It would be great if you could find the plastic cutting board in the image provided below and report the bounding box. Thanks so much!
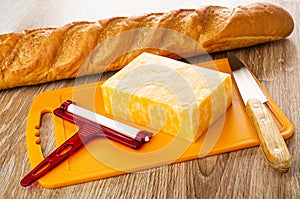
[25,58,294,188]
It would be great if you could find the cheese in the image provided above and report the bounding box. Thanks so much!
[101,53,232,142]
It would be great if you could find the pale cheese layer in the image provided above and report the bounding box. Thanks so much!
[101,53,232,142]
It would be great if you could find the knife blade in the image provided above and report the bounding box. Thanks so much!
[227,53,291,173]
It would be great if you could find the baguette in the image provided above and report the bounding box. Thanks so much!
[0,2,294,89]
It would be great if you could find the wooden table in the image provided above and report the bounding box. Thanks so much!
[1,0,299,198]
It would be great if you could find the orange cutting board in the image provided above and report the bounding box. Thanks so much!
[25,58,294,188]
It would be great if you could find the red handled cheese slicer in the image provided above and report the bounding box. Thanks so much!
[20,100,153,187]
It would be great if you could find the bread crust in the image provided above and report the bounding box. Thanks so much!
[0,2,294,89]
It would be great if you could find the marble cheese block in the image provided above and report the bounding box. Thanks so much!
[101,53,232,142]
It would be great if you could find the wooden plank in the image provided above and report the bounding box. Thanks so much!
[0,0,299,198]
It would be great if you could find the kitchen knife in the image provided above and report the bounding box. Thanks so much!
[227,53,291,173]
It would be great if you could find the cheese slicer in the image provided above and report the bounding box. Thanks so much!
[20,100,152,187]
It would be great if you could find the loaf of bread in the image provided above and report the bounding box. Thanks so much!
[0,2,294,90]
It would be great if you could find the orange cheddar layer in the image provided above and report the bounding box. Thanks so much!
[101,53,232,142]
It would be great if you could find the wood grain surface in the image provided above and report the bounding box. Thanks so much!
[0,0,299,198]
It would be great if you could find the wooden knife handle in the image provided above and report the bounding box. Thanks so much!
[245,98,291,172]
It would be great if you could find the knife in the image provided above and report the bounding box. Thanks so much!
[227,53,291,173]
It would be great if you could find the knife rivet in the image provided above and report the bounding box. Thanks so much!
[273,148,280,153]
[260,118,266,122]
[254,103,260,108]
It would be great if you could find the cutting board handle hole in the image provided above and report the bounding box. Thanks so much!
[37,112,56,157]
[35,139,41,144]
